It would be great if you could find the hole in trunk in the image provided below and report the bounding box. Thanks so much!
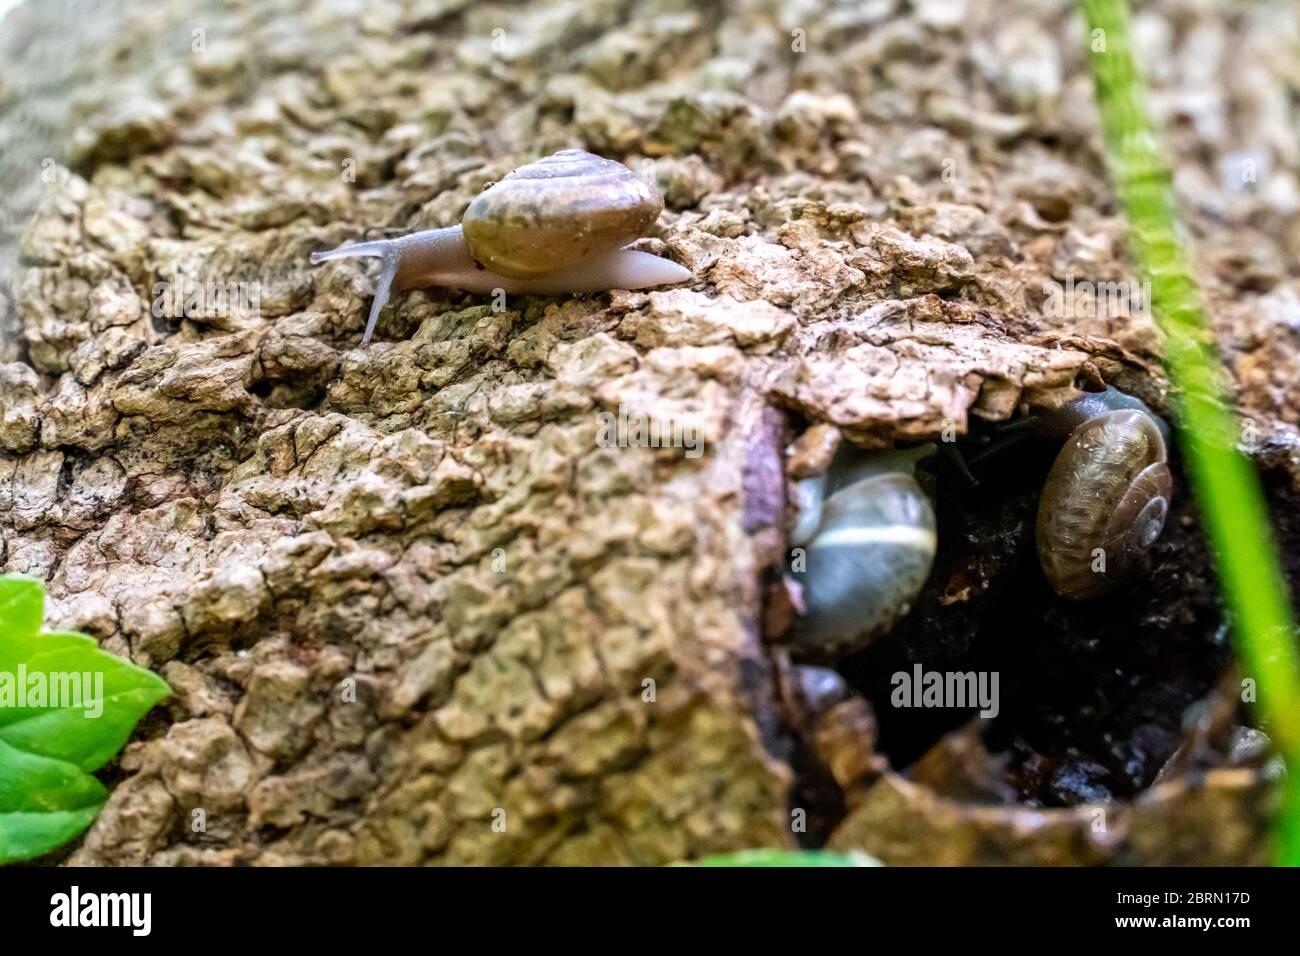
[827,420,1235,806]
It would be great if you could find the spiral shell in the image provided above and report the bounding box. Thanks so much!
[461,149,663,278]
[1036,408,1172,599]
[788,450,937,661]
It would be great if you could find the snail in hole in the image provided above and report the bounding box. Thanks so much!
[310,149,692,345]
[1029,387,1173,599]
[784,440,938,661]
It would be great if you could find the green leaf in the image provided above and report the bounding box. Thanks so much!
[0,576,44,642]
[687,849,883,867]
[0,738,107,863]
[0,575,169,864]
[0,807,105,864]
[0,628,171,772]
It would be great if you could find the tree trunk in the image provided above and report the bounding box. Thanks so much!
[1,0,1295,865]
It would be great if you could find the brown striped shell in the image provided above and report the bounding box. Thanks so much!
[1036,409,1172,599]
[461,150,663,278]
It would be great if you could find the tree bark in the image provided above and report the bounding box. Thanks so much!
[1,0,1295,865]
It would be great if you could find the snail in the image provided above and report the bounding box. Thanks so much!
[310,149,692,345]
[1030,387,1172,599]
[785,442,938,661]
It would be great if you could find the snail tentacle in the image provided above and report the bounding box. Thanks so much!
[361,249,401,347]
[309,239,392,263]
[309,237,408,345]
[310,226,466,345]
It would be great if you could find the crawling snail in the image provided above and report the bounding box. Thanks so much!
[785,441,938,661]
[311,149,692,345]
[1028,387,1172,599]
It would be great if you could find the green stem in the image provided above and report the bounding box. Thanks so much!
[1080,0,1300,865]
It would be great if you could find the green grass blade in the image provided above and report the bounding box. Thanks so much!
[1080,0,1300,865]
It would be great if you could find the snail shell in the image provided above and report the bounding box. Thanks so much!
[462,150,663,277]
[1036,407,1172,599]
[790,472,827,546]
[787,447,937,661]
[309,149,689,345]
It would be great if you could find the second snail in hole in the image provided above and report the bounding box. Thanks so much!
[1027,387,1173,600]
[310,149,692,345]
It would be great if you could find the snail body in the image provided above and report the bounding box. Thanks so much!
[787,445,937,661]
[1032,388,1172,599]
[310,150,691,344]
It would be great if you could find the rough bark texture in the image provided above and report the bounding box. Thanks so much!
[0,0,1297,865]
